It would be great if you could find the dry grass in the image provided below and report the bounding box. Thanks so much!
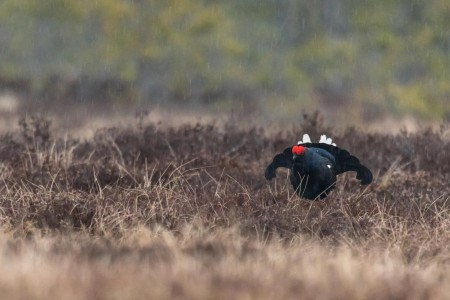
[0,113,449,299]
[0,228,449,300]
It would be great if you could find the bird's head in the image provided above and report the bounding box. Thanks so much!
[291,145,306,161]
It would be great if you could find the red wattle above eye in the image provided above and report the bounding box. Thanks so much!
[292,145,305,155]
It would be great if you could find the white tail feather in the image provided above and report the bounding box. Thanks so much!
[302,134,311,143]
[298,134,337,146]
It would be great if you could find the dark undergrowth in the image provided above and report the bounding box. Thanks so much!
[0,113,449,299]
[0,114,448,247]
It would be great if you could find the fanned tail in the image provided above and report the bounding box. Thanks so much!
[298,133,372,185]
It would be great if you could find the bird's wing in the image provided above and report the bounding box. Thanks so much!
[303,143,373,185]
[264,147,292,180]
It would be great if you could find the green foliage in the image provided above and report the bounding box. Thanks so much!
[0,0,449,119]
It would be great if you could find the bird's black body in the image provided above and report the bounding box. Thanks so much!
[265,138,372,200]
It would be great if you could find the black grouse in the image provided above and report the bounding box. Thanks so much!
[265,134,372,200]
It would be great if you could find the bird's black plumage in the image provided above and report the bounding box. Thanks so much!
[265,135,372,200]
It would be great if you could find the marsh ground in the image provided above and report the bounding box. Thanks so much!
[0,113,448,299]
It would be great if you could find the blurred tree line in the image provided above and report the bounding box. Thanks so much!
[0,0,449,120]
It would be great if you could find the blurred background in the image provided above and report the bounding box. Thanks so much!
[0,0,449,132]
